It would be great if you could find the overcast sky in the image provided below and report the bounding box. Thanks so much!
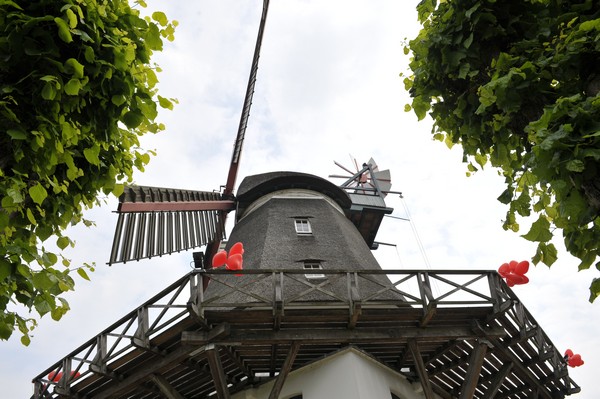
[1,1,598,397]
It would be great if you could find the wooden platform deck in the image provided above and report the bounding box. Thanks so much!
[32,269,580,399]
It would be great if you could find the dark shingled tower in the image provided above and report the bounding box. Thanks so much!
[203,171,404,305]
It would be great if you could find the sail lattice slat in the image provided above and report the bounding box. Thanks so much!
[109,186,233,264]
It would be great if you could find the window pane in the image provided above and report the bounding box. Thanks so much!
[295,219,312,234]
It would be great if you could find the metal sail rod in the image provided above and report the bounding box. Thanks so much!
[223,0,270,197]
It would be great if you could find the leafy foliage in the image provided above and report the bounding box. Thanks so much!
[405,0,600,301]
[0,0,176,344]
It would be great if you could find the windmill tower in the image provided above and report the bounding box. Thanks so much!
[33,2,580,399]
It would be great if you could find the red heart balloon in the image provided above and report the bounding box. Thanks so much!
[506,273,528,286]
[509,260,518,272]
[565,349,574,358]
[515,260,529,275]
[229,242,244,256]
[568,354,584,367]
[498,263,510,277]
[226,253,243,271]
[212,250,228,268]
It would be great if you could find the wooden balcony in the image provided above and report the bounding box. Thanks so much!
[32,269,580,399]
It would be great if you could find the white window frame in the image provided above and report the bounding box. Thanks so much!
[303,262,325,279]
[294,218,312,235]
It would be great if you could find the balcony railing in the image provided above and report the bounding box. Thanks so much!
[32,269,575,398]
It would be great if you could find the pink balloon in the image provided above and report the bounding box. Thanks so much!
[229,242,244,256]
[212,250,228,268]
[226,253,243,271]
[515,260,529,275]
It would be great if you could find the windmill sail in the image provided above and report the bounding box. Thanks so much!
[109,185,234,264]
[108,0,271,265]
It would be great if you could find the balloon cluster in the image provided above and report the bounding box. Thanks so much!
[564,349,584,367]
[211,242,244,272]
[498,260,529,287]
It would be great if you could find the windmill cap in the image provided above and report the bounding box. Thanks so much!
[236,171,352,216]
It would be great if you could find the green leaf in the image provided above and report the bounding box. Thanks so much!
[26,208,36,225]
[65,8,78,28]
[64,78,82,95]
[590,278,600,303]
[152,11,168,26]
[522,216,552,242]
[565,159,584,172]
[29,183,48,206]
[20,334,31,346]
[0,259,12,281]
[56,236,71,250]
[54,17,73,43]
[77,268,90,281]
[83,145,100,165]
[7,129,26,140]
[41,82,57,101]
[65,58,85,78]
[157,95,173,110]
[122,110,144,129]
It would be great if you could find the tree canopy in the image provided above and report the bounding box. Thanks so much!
[0,0,176,344]
[405,0,600,301]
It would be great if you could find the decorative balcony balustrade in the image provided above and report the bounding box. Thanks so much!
[32,269,580,399]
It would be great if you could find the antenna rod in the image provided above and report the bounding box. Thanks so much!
[224,0,270,197]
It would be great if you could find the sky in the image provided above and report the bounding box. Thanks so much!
[1,1,599,397]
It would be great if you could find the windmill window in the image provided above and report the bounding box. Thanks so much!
[304,262,325,279]
[294,219,312,235]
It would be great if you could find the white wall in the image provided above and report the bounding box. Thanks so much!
[232,347,438,399]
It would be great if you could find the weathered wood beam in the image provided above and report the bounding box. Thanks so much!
[268,342,300,399]
[408,340,435,399]
[207,344,231,399]
[459,341,489,399]
[348,275,361,329]
[94,345,205,399]
[182,326,506,346]
[490,338,554,399]
[482,362,513,398]
[420,302,437,327]
[151,374,185,399]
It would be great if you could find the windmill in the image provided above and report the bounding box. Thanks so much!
[33,2,581,399]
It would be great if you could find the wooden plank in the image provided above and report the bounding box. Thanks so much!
[269,342,300,399]
[207,345,231,399]
[483,362,513,398]
[459,341,488,399]
[408,340,435,399]
[151,374,185,399]
[182,326,506,346]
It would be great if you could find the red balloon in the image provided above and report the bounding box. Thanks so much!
[48,371,80,382]
[565,349,574,358]
[48,371,63,382]
[568,354,584,367]
[212,250,228,268]
[506,273,529,286]
[229,242,244,256]
[226,254,243,271]
[515,260,529,275]
[498,263,510,277]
